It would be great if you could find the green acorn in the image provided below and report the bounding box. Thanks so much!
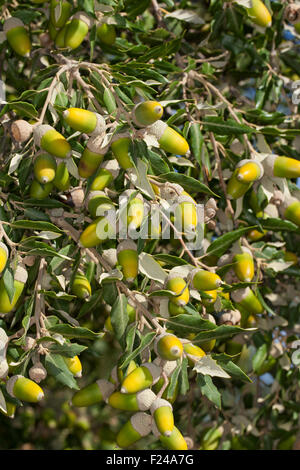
[154,333,183,361]
[6,375,44,403]
[116,412,152,449]
[120,362,162,394]
[79,214,116,248]
[63,108,106,136]
[280,196,300,227]
[72,379,115,407]
[0,265,27,314]
[108,389,156,411]
[30,180,53,199]
[4,17,31,57]
[165,273,190,307]
[86,191,114,219]
[132,101,164,127]
[247,0,272,28]
[150,398,174,437]
[147,120,189,155]
[34,125,71,159]
[50,0,72,28]
[53,162,70,191]
[189,268,222,291]
[34,153,57,184]
[231,287,264,315]
[111,135,134,170]
[79,137,109,179]
[71,272,92,299]
[96,23,116,45]
[90,160,120,191]
[263,155,300,179]
[227,171,252,200]
[117,240,138,282]
[152,422,188,450]
[65,12,93,49]
[233,248,254,282]
[55,21,70,48]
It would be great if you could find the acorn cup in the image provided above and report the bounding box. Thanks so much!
[90,165,118,197]
[6,375,44,403]
[63,356,82,377]
[64,12,93,49]
[53,162,70,191]
[150,398,174,437]
[231,287,264,315]
[189,268,222,291]
[63,108,106,136]
[111,135,134,170]
[0,327,9,379]
[154,333,183,361]
[232,247,255,282]
[235,160,264,184]
[117,240,138,283]
[147,120,189,155]
[33,125,72,159]
[247,0,272,27]
[165,273,190,307]
[116,412,152,449]
[71,272,92,299]
[79,214,116,248]
[3,17,31,57]
[79,138,109,179]
[120,362,162,394]
[72,379,115,407]
[263,155,300,179]
[30,180,53,199]
[108,389,156,411]
[0,265,28,314]
[50,0,72,29]
[0,242,9,275]
[96,23,116,46]
[152,422,188,450]
[86,191,114,219]
[11,120,33,143]
[34,153,57,184]
[132,101,164,127]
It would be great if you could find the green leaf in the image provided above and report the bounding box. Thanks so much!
[119,332,156,369]
[206,226,258,258]
[158,172,218,197]
[44,353,79,390]
[211,353,252,383]
[197,375,221,409]
[48,324,102,340]
[110,294,129,348]
[203,117,253,135]
[167,362,181,399]
[252,343,268,374]
[10,220,63,234]
[49,343,88,357]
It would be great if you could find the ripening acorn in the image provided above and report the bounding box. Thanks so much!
[79,215,116,248]
[30,180,53,199]
[6,375,44,403]
[108,389,156,411]
[153,423,188,450]
[96,23,116,46]
[231,287,264,315]
[280,196,300,227]
[72,379,115,407]
[11,120,33,143]
[147,120,189,155]
[63,356,82,377]
[168,301,186,316]
[91,160,120,192]
[0,327,9,379]
[150,398,174,437]
[227,172,252,200]
[154,333,183,361]
[33,125,71,159]
[65,12,93,49]
[34,153,57,184]
[0,242,8,275]
[55,22,70,48]
[79,137,109,178]
[247,0,272,28]
[233,248,254,282]
[116,412,152,449]
[63,108,106,136]
[117,240,138,283]
[182,341,206,366]
[235,160,264,184]
[201,290,218,308]
[86,191,114,219]
[284,251,298,266]
[50,0,72,28]
[0,400,16,419]
[71,272,92,299]
[174,196,197,237]
[111,135,134,170]
[120,362,162,394]
[132,101,164,127]
[4,17,31,57]
[53,162,70,191]
[263,155,300,179]
[165,273,189,307]
[190,268,222,291]
[0,265,28,314]
[247,227,267,241]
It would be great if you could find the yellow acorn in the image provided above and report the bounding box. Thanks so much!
[65,12,93,49]
[63,355,82,377]
[182,340,206,366]
[33,153,57,184]
[120,190,144,232]
[86,191,114,219]
[154,333,183,361]
[284,251,298,266]
[111,135,134,170]
[0,327,9,379]
[4,17,31,57]
[79,214,116,248]
[117,240,138,283]
[120,362,162,394]
[53,162,70,191]
[150,398,174,437]
[0,400,16,419]
[0,242,9,275]
[63,108,106,136]
[201,290,218,307]
[168,301,186,316]
[96,23,116,45]
[233,247,254,282]
[132,101,164,127]
[280,197,300,227]
[30,180,53,199]
[11,120,33,143]
[227,171,252,200]
[33,125,72,159]
[108,389,156,411]
[235,160,264,183]
[174,196,197,237]
[90,160,120,191]
[71,272,92,299]
[231,287,264,315]
[72,379,115,407]
[152,422,188,450]
[50,0,72,28]
[116,412,152,449]
[247,0,272,28]
[6,375,44,403]
[165,273,190,307]
[147,120,189,155]
[0,265,28,314]
[247,228,267,241]
[190,268,222,291]
[263,155,300,179]
[79,137,108,178]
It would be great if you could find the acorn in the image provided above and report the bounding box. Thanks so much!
[227,172,252,200]
[11,120,33,143]
[34,153,57,184]
[6,375,44,403]
[189,268,222,291]
[86,191,114,219]
[63,108,106,136]
[63,356,82,377]
[33,125,72,159]
[0,265,28,314]
[30,180,53,199]
[111,135,134,170]
[0,400,16,419]
[79,214,116,248]
[147,120,189,155]
[29,362,47,383]
[120,190,144,232]
[182,341,206,365]
[65,12,93,49]
[50,0,72,28]
[0,328,9,379]
[231,287,264,315]
[154,333,183,361]
[280,196,300,227]
[72,379,115,407]
[201,290,218,308]
[117,240,138,283]
[71,272,92,299]
[90,160,120,191]
[165,273,190,307]
[55,21,70,48]
[152,422,188,450]
[218,310,241,326]
[53,162,70,191]
[0,242,9,275]
[168,301,186,316]
[116,412,152,449]
[108,389,156,411]
[132,101,164,127]
[247,0,272,28]
[284,251,298,266]
[235,160,264,183]
[3,17,31,57]
[263,155,300,179]
[48,21,59,41]
[233,247,254,282]
[79,138,109,179]
[120,363,162,394]
[96,23,116,46]
[174,195,197,236]
[150,398,174,437]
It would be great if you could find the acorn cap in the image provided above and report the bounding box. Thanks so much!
[202,312,216,324]
[71,11,93,28]
[14,265,28,284]
[136,389,157,411]
[219,310,241,325]
[147,120,168,141]
[6,375,21,397]
[262,155,276,178]
[120,189,144,202]
[3,17,25,33]
[176,195,196,206]
[231,287,251,303]
[90,114,106,137]
[0,359,8,379]
[130,412,152,437]
[150,398,172,414]
[96,378,115,402]
[280,195,300,214]
[85,190,109,208]
[117,239,137,255]
[110,131,131,144]
[29,362,47,383]
[100,159,120,178]
[160,183,184,202]
[0,328,8,355]
[11,120,33,143]
[0,242,8,258]
[165,272,187,285]
[87,135,109,155]
[33,125,53,147]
